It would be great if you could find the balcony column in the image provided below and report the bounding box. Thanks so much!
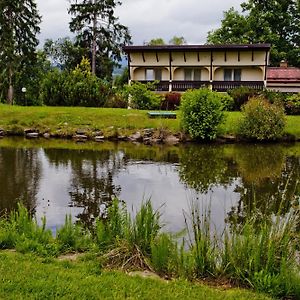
[209,51,213,90]
[169,52,173,92]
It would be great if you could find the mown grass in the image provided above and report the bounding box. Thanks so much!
[0,251,272,300]
[0,201,299,298]
[0,104,300,138]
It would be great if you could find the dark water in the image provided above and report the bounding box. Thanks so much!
[0,137,299,233]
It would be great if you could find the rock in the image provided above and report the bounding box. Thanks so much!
[164,135,180,145]
[94,135,105,142]
[24,128,39,134]
[129,131,142,142]
[151,138,163,144]
[43,133,50,139]
[0,129,5,136]
[76,129,87,135]
[118,136,127,141]
[26,132,39,138]
[73,134,88,141]
[143,137,152,145]
[93,131,103,136]
[143,128,154,137]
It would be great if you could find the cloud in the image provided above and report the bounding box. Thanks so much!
[36,0,243,45]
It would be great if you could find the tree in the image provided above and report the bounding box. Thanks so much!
[43,37,86,71]
[169,36,186,45]
[147,38,166,45]
[0,0,41,104]
[207,1,300,66]
[68,0,131,79]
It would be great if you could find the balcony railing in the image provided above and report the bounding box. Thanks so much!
[171,81,210,91]
[212,81,264,92]
[135,80,264,92]
[138,80,169,92]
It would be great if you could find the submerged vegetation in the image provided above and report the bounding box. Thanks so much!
[0,200,299,298]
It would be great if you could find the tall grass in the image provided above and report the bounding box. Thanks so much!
[0,199,299,298]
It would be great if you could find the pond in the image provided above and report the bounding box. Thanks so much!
[0,137,299,233]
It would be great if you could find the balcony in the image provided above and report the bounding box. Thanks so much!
[212,81,264,92]
[135,80,264,92]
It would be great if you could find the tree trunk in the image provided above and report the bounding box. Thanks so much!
[91,0,97,75]
[7,67,13,105]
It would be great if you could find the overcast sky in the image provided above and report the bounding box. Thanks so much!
[36,0,243,45]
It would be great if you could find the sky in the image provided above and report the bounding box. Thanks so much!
[36,0,243,46]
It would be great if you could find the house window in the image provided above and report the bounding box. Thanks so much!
[146,69,162,81]
[224,69,242,81]
[184,69,201,81]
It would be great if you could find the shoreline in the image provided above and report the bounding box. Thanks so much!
[0,128,299,145]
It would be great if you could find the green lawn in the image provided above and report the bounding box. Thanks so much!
[0,104,299,139]
[0,251,272,300]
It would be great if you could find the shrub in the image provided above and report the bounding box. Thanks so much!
[40,58,112,107]
[284,93,300,115]
[125,82,162,110]
[161,92,181,110]
[103,89,128,108]
[180,88,225,140]
[218,92,234,111]
[228,86,259,110]
[239,97,286,140]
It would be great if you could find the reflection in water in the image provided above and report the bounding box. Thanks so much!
[0,139,299,232]
[0,148,40,215]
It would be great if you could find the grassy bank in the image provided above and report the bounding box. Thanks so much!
[0,251,271,300]
[0,104,300,139]
[0,202,299,299]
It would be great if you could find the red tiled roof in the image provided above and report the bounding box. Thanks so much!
[267,67,300,82]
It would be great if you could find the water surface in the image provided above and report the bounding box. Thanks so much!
[0,138,299,233]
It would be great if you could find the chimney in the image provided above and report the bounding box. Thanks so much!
[280,60,288,68]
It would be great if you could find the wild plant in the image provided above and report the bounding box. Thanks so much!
[0,203,54,255]
[56,215,93,253]
[183,202,218,278]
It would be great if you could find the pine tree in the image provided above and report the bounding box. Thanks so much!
[69,0,131,79]
[0,0,41,104]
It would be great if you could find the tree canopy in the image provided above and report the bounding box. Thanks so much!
[68,0,131,79]
[0,0,41,104]
[207,0,300,67]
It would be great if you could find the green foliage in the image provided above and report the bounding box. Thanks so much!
[239,97,286,140]
[221,212,299,298]
[207,1,300,67]
[228,86,259,111]
[150,233,179,275]
[56,215,93,252]
[285,93,300,115]
[69,0,131,79]
[180,89,225,140]
[114,67,129,89]
[219,92,234,111]
[125,82,162,110]
[147,38,166,45]
[0,0,41,104]
[185,203,217,277]
[43,37,86,71]
[169,36,186,45]
[40,58,112,107]
[0,203,55,256]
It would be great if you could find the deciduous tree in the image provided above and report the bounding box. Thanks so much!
[207,1,300,66]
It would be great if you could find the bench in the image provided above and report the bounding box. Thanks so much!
[147,111,177,119]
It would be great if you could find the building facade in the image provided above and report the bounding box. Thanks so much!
[123,44,271,92]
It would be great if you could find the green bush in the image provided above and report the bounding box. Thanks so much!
[228,86,259,110]
[40,58,112,107]
[180,89,225,140]
[125,82,162,110]
[284,93,300,115]
[239,97,286,140]
[218,92,234,111]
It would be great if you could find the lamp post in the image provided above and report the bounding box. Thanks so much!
[21,87,27,106]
